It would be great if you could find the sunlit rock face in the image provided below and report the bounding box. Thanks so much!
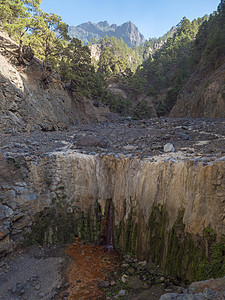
[0,151,224,280]
[42,152,224,236]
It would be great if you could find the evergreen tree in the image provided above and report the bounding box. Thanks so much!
[29,11,69,79]
[59,38,96,97]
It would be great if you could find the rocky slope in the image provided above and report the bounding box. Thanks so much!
[68,21,146,47]
[0,31,110,134]
[170,58,225,118]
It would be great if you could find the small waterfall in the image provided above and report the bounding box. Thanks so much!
[105,200,113,250]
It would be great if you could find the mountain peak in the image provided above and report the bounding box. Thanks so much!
[68,21,145,48]
[97,21,109,27]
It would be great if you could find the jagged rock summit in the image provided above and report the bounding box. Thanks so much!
[68,20,146,47]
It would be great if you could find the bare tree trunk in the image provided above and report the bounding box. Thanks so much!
[17,39,25,64]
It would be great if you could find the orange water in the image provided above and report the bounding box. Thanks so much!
[65,238,120,299]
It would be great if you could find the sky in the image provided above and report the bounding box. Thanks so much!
[40,0,220,39]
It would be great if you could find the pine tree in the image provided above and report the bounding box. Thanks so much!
[29,11,69,79]
[59,38,96,97]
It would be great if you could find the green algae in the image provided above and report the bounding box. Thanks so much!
[165,212,225,282]
[114,207,137,254]
[114,205,225,283]
[24,201,104,246]
[148,205,168,266]
[24,198,115,247]
[196,232,225,281]
[165,210,205,282]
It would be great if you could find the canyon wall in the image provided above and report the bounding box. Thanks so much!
[0,151,224,280]
[170,57,225,119]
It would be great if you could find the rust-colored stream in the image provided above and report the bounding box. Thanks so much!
[65,238,120,299]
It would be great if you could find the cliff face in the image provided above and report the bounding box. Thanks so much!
[0,31,109,133]
[170,58,225,118]
[1,150,224,280]
[69,21,146,48]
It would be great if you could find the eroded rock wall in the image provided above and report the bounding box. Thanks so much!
[170,57,225,118]
[0,152,224,280]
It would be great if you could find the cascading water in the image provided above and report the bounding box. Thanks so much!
[105,200,113,250]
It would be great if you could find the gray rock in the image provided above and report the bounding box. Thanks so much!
[164,143,175,152]
[118,290,127,296]
[193,293,206,300]
[77,136,109,148]
[160,293,194,300]
[0,204,14,220]
[127,267,135,275]
[178,133,190,140]
[39,292,45,298]
[123,145,136,151]
[203,288,218,299]
[138,260,147,267]
[97,281,110,288]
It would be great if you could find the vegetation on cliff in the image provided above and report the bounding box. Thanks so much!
[130,0,225,116]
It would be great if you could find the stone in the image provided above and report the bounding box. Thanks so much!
[160,293,195,299]
[121,274,128,283]
[164,143,175,152]
[118,290,127,296]
[97,281,110,288]
[76,136,109,148]
[39,292,45,297]
[203,288,217,299]
[0,204,14,220]
[178,133,190,140]
[127,267,135,275]
[138,261,147,267]
[123,145,136,151]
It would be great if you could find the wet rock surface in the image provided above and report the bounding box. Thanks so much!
[0,118,224,160]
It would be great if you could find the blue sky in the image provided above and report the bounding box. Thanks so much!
[40,0,220,39]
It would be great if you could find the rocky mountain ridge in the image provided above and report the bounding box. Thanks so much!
[68,21,146,48]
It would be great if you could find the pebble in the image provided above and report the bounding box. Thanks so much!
[97,281,110,288]
[138,260,147,267]
[118,290,127,296]
[121,274,128,283]
[39,292,45,297]
[164,143,175,152]
[123,145,136,150]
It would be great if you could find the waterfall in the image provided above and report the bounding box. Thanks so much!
[105,200,113,250]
